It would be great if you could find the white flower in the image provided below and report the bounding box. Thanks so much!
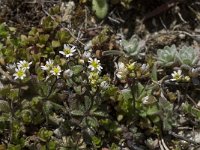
[6,63,16,73]
[13,68,26,80]
[88,58,103,72]
[115,62,128,80]
[141,64,149,72]
[50,65,62,77]
[63,69,73,78]
[82,51,91,60]
[100,81,109,89]
[17,60,32,70]
[171,70,182,81]
[41,59,54,71]
[59,44,76,58]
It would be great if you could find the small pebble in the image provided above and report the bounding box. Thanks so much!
[179,33,185,39]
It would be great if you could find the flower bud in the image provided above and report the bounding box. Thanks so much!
[63,69,73,79]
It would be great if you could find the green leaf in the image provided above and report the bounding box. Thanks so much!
[21,109,32,124]
[86,116,99,127]
[56,29,73,44]
[92,136,102,148]
[47,141,57,150]
[118,89,134,113]
[39,34,49,44]
[28,27,37,36]
[111,143,120,150]
[71,65,83,75]
[121,89,133,100]
[121,35,145,58]
[151,63,158,81]
[41,16,58,30]
[0,100,10,113]
[8,89,19,101]
[157,45,177,67]
[43,101,53,115]
[8,27,16,32]
[92,0,108,19]
[38,128,53,141]
[8,144,21,150]
[0,43,3,50]
[0,23,8,38]
[84,96,92,111]
[146,105,159,116]
[51,40,61,48]
[99,119,121,133]
[74,85,86,95]
[71,110,85,116]
[92,111,109,117]
[182,102,200,120]
[92,26,109,46]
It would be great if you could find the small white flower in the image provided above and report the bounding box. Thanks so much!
[115,62,128,80]
[171,70,182,81]
[100,81,109,89]
[41,59,54,71]
[6,63,16,70]
[17,60,32,70]
[88,58,103,72]
[63,69,73,78]
[6,63,16,73]
[82,51,91,59]
[13,68,26,80]
[50,65,62,77]
[59,44,76,58]
[141,64,149,72]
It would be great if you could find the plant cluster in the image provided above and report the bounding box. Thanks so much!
[157,44,199,68]
[0,2,200,150]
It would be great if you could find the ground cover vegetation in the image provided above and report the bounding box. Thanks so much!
[0,0,200,149]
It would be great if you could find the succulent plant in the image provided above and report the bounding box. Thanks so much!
[157,45,178,67]
[92,0,108,19]
[120,35,145,58]
[177,46,199,67]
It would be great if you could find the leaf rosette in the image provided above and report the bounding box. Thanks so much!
[177,46,199,67]
[157,45,178,67]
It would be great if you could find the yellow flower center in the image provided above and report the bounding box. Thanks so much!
[64,48,71,54]
[53,67,60,74]
[22,63,28,68]
[91,61,98,68]
[17,70,25,77]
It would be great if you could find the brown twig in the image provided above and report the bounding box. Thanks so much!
[169,131,200,145]
[143,0,181,21]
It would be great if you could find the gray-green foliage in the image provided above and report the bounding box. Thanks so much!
[157,45,178,67]
[177,46,199,66]
[157,45,199,68]
[121,35,145,58]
